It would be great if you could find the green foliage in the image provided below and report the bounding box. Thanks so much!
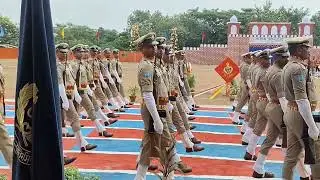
[187,74,196,90]
[230,80,240,96]
[0,16,19,46]
[0,175,6,180]
[153,141,181,180]
[128,85,139,97]
[65,167,100,180]
[0,2,318,48]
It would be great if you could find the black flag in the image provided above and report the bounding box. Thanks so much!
[12,0,64,179]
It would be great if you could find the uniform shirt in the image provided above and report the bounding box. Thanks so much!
[138,58,168,109]
[89,59,101,81]
[250,64,260,90]
[168,65,182,97]
[110,58,122,77]
[282,57,311,101]
[100,58,113,81]
[0,69,4,97]
[72,60,89,91]
[240,61,250,83]
[265,64,284,100]
[254,65,268,97]
[57,61,75,95]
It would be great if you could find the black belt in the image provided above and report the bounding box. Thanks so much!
[66,95,72,99]
[313,114,320,123]
[158,110,167,118]
[169,96,176,101]
[78,90,85,94]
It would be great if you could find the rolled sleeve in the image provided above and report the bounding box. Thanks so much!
[139,65,154,92]
[291,68,307,100]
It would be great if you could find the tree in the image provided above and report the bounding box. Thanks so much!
[0,16,19,46]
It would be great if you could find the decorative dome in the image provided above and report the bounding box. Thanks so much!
[302,16,311,23]
[230,15,238,23]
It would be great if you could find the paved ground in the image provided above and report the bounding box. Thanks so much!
[0,60,231,106]
[0,100,301,180]
[0,59,311,179]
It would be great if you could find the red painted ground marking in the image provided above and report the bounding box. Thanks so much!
[63,139,77,150]
[0,169,10,179]
[65,153,259,176]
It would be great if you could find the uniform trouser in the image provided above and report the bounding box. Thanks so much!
[64,99,81,132]
[108,81,120,98]
[183,77,191,96]
[176,97,191,130]
[94,82,108,106]
[119,83,126,98]
[259,103,283,156]
[283,109,320,180]
[248,94,258,129]
[235,83,249,112]
[80,93,97,121]
[179,84,189,103]
[102,83,113,100]
[170,101,187,134]
[252,100,268,136]
[0,100,12,166]
[139,107,174,166]
[89,93,102,112]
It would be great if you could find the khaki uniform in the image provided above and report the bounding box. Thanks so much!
[89,59,108,106]
[166,64,188,134]
[252,66,269,136]
[101,58,121,98]
[72,60,99,119]
[282,58,320,180]
[111,58,126,98]
[259,65,284,155]
[180,60,191,97]
[57,62,81,132]
[235,61,250,112]
[138,58,173,166]
[248,63,259,129]
[0,72,13,166]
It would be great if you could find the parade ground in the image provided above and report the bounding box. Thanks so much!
[0,60,305,179]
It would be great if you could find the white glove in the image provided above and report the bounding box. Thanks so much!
[62,101,69,111]
[86,85,94,97]
[266,94,271,102]
[279,97,288,112]
[246,79,252,89]
[143,92,163,134]
[249,89,253,97]
[91,83,96,91]
[168,102,174,112]
[74,86,82,104]
[179,77,184,87]
[99,73,108,88]
[114,71,122,84]
[109,78,115,85]
[297,99,320,140]
[58,84,69,110]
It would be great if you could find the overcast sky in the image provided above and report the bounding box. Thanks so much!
[0,0,319,31]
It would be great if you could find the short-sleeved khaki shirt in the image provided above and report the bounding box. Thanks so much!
[282,58,308,101]
[265,64,284,100]
[57,62,75,95]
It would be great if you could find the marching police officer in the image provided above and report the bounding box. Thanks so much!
[282,37,320,180]
[56,43,97,152]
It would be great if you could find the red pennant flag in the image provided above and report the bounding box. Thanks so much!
[96,31,101,41]
[201,32,206,43]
